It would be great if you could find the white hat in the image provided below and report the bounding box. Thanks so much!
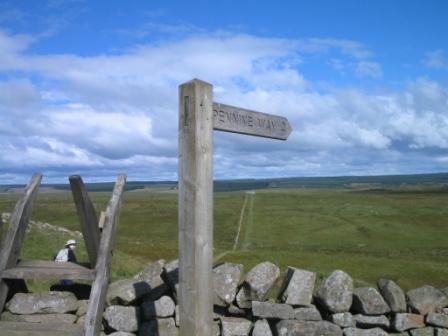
[66,239,76,246]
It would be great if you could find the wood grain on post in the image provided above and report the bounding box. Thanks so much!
[69,175,100,267]
[84,174,126,336]
[178,79,214,335]
[0,173,42,312]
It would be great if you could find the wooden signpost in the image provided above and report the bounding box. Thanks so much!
[178,79,292,335]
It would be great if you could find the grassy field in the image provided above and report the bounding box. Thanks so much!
[1,186,448,291]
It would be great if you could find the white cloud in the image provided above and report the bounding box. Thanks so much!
[0,29,447,183]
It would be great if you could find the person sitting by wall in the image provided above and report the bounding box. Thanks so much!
[54,239,77,285]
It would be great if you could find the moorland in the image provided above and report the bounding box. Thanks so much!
[1,173,447,290]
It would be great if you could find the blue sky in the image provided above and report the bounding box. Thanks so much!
[0,0,447,183]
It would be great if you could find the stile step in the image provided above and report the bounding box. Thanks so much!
[0,260,95,281]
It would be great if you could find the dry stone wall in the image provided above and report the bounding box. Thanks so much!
[1,259,448,336]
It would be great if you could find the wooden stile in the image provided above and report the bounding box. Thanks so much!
[84,174,126,336]
[0,173,126,336]
[0,173,42,312]
[1,260,95,281]
[69,175,101,267]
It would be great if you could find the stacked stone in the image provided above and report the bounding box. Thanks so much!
[1,260,448,336]
[0,291,89,326]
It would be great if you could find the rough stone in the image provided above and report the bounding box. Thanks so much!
[315,270,353,313]
[377,279,406,313]
[106,279,153,305]
[276,320,342,336]
[236,286,252,309]
[407,286,448,315]
[76,299,89,317]
[427,313,448,328]
[139,318,178,336]
[281,267,316,306]
[293,306,322,321]
[409,327,435,336]
[133,259,167,300]
[213,262,244,306]
[243,261,280,301]
[6,292,78,314]
[103,305,140,332]
[353,314,390,329]
[436,328,448,336]
[331,312,355,328]
[221,317,252,336]
[393,313,425,332]
[141,295,175,320]
[343,327,388,336]
[352,287,390,315]
[76,314,104,331]
[228,304,246,316]
[108,332,135,336]
[253,319,273,336]
[0,311,77,323]
[441,288,448,297]
[252,301,294,319]
[162,259,179,298]
[212,321,221,336]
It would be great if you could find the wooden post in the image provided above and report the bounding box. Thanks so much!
[178,79,214,335]
[69,175,100,267]
[84,174,126,336]
[0,173,42,312]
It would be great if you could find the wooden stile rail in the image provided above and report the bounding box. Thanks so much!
[70,175,101,267]
[0,173,42,312]
[84,174,126,336]
[0,173,126,336]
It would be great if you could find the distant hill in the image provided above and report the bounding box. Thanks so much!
[1,172,447,193]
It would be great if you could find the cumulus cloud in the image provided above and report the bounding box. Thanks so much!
[0,29,447,183]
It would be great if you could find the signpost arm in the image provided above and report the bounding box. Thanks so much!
[178,79,214,336]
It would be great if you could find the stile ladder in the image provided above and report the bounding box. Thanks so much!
[0,173,126,336]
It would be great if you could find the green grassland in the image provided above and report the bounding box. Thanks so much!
[1,185,448,291]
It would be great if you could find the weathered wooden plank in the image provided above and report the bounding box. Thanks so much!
[213,102,292,140]
[0,173,42,312]
[69,175,100,267]
[178,79,214,336]
[84,174,126,336]
[0,321,83,336]
[14,260,91,269]
[1,261,95,281]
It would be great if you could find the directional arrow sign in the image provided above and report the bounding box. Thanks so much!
[212,102,292,140]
